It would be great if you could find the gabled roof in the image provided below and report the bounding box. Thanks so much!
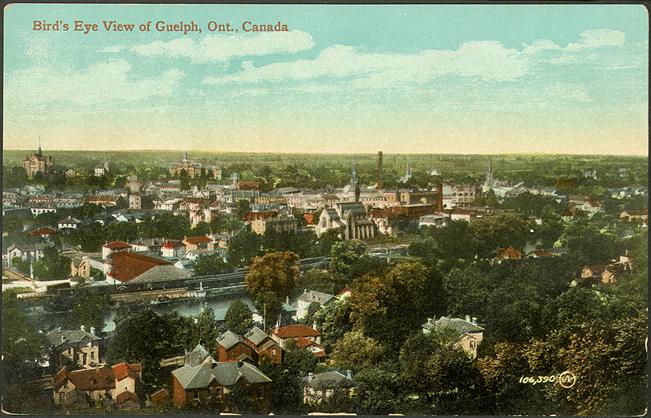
[162,240,183,249]
[46,329,100,348]
[65,366,115,391]
[58,216,81,224]
[244,326,270,347]
[183,235,213,245]
[112,362,142,381]
[494,246,523,260]
[115,391,139,406]
[273,324,320,339]
[28,226,57,236]
[298,290,335,305]
[172,361,271,390]
[108,252,171,283]
[306,371,354,390]
[218,330,247,350]
[185,343,214,366]
[424,316,484,337]
[103,241,132,250]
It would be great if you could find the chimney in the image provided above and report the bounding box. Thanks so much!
[308,372,314,382]
[465,315,471,323]
[61,335,67,343]
[427,317,434,325]
[346,370,352,380]
[471,317,477,325]
[90,327,96,336]
[286,296,289,304]
[377,151,384,190]
[80,325,85,332]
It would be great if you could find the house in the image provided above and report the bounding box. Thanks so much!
[620,209,648,223]
[296,290,336,320]
[182,235,214,251]
[272,324,321,350]
[6,242,47,262]
[422,316,484,359]
[578,264,625,286]
[251,216,297,236]
[244,326,283,365]
[418,213,449,229]
[171,344,272,410]
[58,216,82,230]
[161,240,186,259]
[216,331,257,363]
[84,195,120,207]
[106,252,191,285]
[30,206,57,216]
[27,226,57,238]
[70,256,92,279]
[23,145,54,179]
[102,241,132,260]
[493,246,523,262]
[303,370,355,405]
[581,198,603,217]
[46,326,103,370]
[295,338,326,359]
[52,362,142,409]
[65,168,78,178]
[316,202,375,240]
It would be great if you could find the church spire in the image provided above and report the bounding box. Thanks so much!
[38,136,42,155]
[351,155,360,202]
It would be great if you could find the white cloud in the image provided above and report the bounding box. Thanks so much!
[550,54,578,65]
[204,40,529,86]
[130,30,314,63]
[566,29,625,51]
[5,59,184,107]
[522,39,561,55]
[99,45,123,53]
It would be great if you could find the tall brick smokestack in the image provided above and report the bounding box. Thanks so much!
[437,182,443,212]
[377,151,383,190]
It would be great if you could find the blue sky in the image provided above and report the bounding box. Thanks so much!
[3,4,648,154]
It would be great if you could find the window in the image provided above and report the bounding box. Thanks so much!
[90,352,95,359]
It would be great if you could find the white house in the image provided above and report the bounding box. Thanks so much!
[57,216,82,230]
[296,290,336,320]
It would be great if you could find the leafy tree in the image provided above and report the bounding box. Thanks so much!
[245,251,300,330]
[69,291,113,335]
[329,240,369,279]
[227,228,261,267]
[11,256,30,275]
[1,293,46,385]
[313,298,353,352]
[283,339,318,375]
[331,331,385,374]
[224,300,253,335]
[194,253,232,275]
[235,199,251,219]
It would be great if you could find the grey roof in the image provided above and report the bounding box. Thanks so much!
[184,343,213,367]
[46,329,100,348]
[173,361,271,390]
[298,290,335,305]
[217,330,246,350]
[338,202,367,217]
[238,361,272,384]
[305,371,355,389]
[172,364,217,390]
[244,326,269,347]
[324,208,340,220]
[7,242,48,252]
[423,316,484,335]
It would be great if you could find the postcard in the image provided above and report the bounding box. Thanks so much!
[2,3,648,416]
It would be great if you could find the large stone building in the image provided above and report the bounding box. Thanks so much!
[316,202,375,240]
[23,142,54,179]
[127,176,142,210]
[169,151,220,179]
